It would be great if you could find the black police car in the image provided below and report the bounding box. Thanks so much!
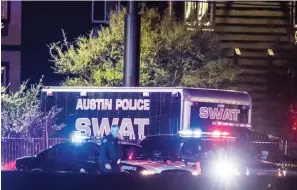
[120,134,201,176]
[15,139,141,173]
[122,131,286,178]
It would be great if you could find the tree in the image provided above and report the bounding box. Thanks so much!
[49,8,239,89]
[1,77,63,137]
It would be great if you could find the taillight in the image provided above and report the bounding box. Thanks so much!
[2,160,16,171]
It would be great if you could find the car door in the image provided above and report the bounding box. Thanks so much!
[74,143,100,172]
[40,145,59,172]
[53,143,77,172]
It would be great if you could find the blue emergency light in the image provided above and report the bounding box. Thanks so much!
[71,131,89,143]
[178,129,202,138]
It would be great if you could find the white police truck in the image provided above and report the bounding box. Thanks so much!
[41,87,252,140]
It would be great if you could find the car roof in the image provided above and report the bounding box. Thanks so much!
[85,139,141,146]
[142,134,210,140]
[143,134,180,140]
[120,141,141,147]
[51,140,140,148]
[142,134,238,144]
[50,141,98,148]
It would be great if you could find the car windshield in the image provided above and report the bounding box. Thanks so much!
[121,144,141,160]
[140,138,181,160]
[37,148,51,159]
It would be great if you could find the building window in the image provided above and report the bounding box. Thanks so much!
[1,1,11,23]
[1,62,9,87]
[92,1,121,24]
[1,22,9,36]
[1,0,10,36]
[184,1,214,30]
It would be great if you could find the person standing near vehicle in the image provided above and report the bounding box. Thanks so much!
[99,125,123,173]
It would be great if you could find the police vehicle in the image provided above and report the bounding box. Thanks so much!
[41,87,251,141]
[121,129,287,178]
[15,134,141,173]
[15,132,198,176]
[119,129,228,176]
[120,133,200,176]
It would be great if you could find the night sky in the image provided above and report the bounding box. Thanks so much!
[20,1,171,86]
[21,1,93,86]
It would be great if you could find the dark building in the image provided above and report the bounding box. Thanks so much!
[177,1,297,135]
[1,1,297,134]
[1,1,22,91]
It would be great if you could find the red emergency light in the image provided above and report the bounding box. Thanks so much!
[211,130,230,138]
[222,131,230,136]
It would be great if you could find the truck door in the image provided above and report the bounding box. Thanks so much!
[181,101,193,131]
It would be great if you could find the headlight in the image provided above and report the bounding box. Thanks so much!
[192,171,199,176]
[278,169,286,177]
[140,170,155,176]
[213,160,240,177]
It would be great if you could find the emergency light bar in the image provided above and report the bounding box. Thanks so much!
[178,130,203,137]
[178,129,232,139]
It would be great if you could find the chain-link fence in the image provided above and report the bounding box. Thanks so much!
[1,137,68,170]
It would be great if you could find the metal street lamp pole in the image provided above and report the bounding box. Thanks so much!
[123,1,141,87]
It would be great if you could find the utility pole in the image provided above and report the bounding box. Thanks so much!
[169,0,173,16]
[123,1,141,87]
